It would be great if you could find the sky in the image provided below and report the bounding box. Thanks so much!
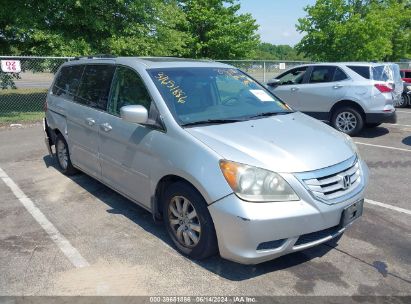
[238,0,316,46]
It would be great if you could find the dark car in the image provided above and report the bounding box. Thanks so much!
[400,69,411,83]
[398,69,411,108]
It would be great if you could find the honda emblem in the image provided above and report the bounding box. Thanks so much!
[342,175,351,190]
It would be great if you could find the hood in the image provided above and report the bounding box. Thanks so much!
[185,112,355,173]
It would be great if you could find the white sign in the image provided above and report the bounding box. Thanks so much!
[279,62,286,70]
[1,60,21,73]
[250,89,275,102]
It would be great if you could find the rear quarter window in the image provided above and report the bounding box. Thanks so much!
[347,66,371,79]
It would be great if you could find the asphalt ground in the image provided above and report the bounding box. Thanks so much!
[0,109,410,297]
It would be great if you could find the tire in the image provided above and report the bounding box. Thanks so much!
[406,94,411,107]
[331,107,364,136]
[365,123,382,128]
[396,93,408,108]
[55,134,77,175]
[163,181,218,260]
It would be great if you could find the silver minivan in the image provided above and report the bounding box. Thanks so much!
[267,62,400,136]
[44,57,369,264]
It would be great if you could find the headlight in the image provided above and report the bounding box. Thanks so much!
[219,160,299,202]
[407,85,411,91]
[343,134,360,157]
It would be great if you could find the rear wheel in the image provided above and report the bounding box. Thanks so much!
[55,134,77,175]
[163,182,218,260]
[331,107,364,136]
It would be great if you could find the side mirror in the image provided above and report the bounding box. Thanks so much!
[120,105,148,124]
[266,78,280,87]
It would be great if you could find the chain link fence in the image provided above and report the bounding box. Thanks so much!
[1,56,410,125]
[0,56,71,124]
[218,60,311,82]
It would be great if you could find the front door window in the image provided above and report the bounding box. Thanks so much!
[108,67,152,116]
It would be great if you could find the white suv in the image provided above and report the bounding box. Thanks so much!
[267,62,400,136]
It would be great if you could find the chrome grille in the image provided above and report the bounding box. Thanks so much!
[299,157,362,203]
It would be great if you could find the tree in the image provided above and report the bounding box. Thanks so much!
[178,0,260,59]
[254,43,309,60]
[0,0,260,59]
[0,0,189,56]
[296,0,411,61]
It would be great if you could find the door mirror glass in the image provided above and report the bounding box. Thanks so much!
[120,105,148,124]
[266,78,281,87]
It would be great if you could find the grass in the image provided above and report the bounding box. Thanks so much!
[0,88,47,124]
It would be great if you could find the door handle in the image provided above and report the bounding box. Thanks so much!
[85,117,95,126]
[100,123,112,132]
[291,87,299,92]
[333,84,344,89]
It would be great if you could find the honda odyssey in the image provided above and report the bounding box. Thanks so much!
[44,56,369,264]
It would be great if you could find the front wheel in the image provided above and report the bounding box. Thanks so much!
[163,182,218,260]
[331,107,364,136]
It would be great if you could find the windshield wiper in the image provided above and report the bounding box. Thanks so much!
[181,119,242,127]
[248,111,291,119]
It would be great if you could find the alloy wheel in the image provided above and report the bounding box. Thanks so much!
[336,111,357,133]
[56,140,68,170]
[168,196,201,248]
[398,95,406,107]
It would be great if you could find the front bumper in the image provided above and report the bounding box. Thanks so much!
[208,160,368,265]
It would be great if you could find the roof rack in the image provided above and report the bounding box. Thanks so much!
[71,54,117,60]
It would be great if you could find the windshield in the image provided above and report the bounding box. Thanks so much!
[148,67,292,126]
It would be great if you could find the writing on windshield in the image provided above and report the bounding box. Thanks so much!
[216,68,252,86]
[155,72,188,104]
